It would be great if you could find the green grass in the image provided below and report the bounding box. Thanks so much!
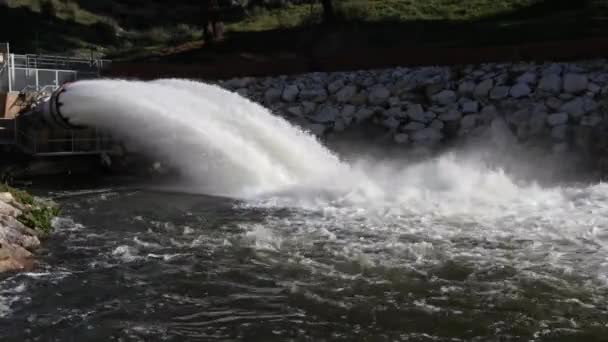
[0,183,59,235]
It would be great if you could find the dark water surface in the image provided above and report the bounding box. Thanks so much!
[0,187,607,341]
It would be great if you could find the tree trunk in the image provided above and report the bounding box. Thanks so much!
[321,0,335,23]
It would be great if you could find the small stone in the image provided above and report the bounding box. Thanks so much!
[461,114,479,130]
[588,82,601,94]
[474,79,493,98]
[490,86,510,99]
[355,108,374,122]
[509,83,532,98]
[560,97,586,119]
[307,124,326,137]
[580,115,602,127]
[407,104,424,119]
[546,97,562,111]
[583,97,598,112]
[538,74,562,93]
[388,97,400,107]
[432,90,457,105]
[462,101,479,113]
[411,128,443,143]
[333,119,346,132]
[286,106,303,117]
[235,88,248,97]
[439,110,462,122]
[328,79,345,94]
[386,107,405,118]
[551,125,569,140]
[300,88,328,102]
[336,85,357,103]
[529,111,548,134]
[341,105,356,118]
[563,73,588,93]
[264,88,282,104]
[281,85,299,102]
[313,106,339,123]
[368,86,391,105]
[394,133,409,144]
[402,122,426,131]
[547,112,569,126]
[430,119,445,131]
[481,105,499,119]
[302,101,317,115]
[382,116,401,130]
[458,81,476,95]
[517,72,537,84]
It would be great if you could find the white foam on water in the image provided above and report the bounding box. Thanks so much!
[59,79,608,287]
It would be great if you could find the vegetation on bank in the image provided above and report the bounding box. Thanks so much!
[0,183,59,235]
[1,0,606,60]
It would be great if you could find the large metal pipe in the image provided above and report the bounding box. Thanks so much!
[38,83,84,130]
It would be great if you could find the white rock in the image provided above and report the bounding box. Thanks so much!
[551,125,568,140]
[509,83,532,98]
[580,115,602,127]
[432,90,457,105]
[439,110,462,121]
[516,72,537,84]
[336,85,357,103]
[368,86,391,105]
[547,113,569,126]
[328,79,345,94]
[281,85,299,102]
[264,88,282,104]
[313,106,339,123]
[474,79,493,98]
[458,81,476,95]
[560,97,586,118]
[411,128,443,143]
[490,86,510,99]
[538,74,562,93]
[563,73,588,93]
[462,101,479,113]
[402,122,426,131]
[394,133,409,144]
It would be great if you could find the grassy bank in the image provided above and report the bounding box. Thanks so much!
[0,184,59,235]
[1,1,607,60]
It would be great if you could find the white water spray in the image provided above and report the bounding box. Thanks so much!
[59,79,348,197]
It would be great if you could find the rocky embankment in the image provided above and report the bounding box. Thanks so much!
[0,187,57,273]
[220,60,608,169]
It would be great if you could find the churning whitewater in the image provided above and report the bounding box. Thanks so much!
[2,78,608,340]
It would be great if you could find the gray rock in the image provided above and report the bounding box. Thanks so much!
[286,106,303,117]
[328,79,345,94]
[368,86,391,105]
[546,97,562,111]
[547,113,569,126]
[588,82,601,94]
[563,73,588,93]
[388,97,401,107]
[341,105,356,118]
[432,90,457,105]
[516,72,537,84]
[224,77,254,89]
[307,124,326,137]
[394,133,409,144]
[461,114,479,130]
[439,110,462,121]
[583,97,598,112]
[336,85,357,103]
[333,119,346,132]
[411,128,443,143]
[402,122,426,131]
[299,88,328,102]
[580,115,602,127]
[430,119,445,131]
[407,104,424,119]
[458,81,476,95]
[386,106,405,118]
[382,116,401,130]
[355,108,374,122]
[551,125,569,140]
[490,86,510,99]
[553,143,569,154]
[462,101,479,113]
[313,106,339,123]
[474,79,494,98]
[481,105,499,119]
[538,74,562,93]
[489,117,517,148]
[282,85,299,102]
[509,83,532,98]
[302,101,317,115]
[264,88,282,104]
[235,88,248,97]
[529,111,548,134]
[409,111,436,123]
[560,97,586,118]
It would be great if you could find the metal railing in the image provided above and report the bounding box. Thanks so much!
[11,54,110,72]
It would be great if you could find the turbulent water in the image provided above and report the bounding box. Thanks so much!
[1,79,608,341]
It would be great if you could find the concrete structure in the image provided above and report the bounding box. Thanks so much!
[0,43,115,156]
